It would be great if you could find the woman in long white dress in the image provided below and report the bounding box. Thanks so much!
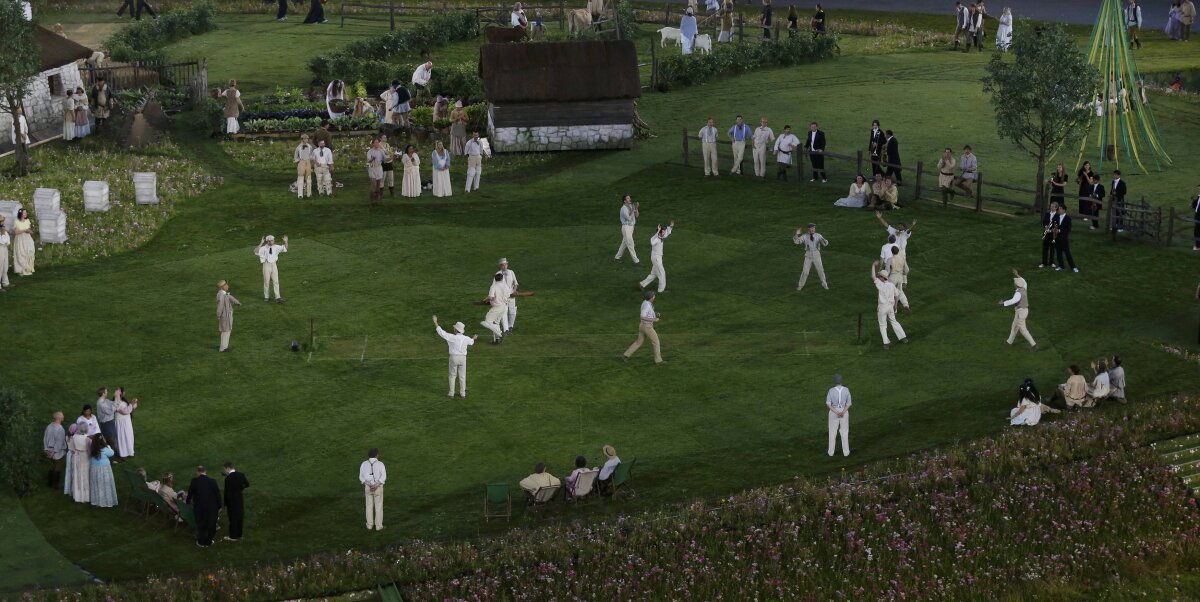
[113,387,138,458]
[68,426,91,503]
[401,144,422,198]
[1009,379,1042,426]
[834,174,871,208]
[63,423,77,496]
[89,436,118,508]
[12,209,35,276]
[61,94,75,141]
[73,87,90,138]
[431,141,452,198]
[680,8,698,54]
[995,7,1013,50]
[326,80,346,120]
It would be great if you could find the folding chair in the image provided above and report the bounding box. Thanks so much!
[566,468,600,503]
[484,483,512,521]
[610,457,637,499]
[377,581,404,602]
[525,484,560,511]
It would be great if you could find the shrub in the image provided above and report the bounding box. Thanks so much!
[424,62,483,103]
[240,115,378,134]
[105,2,218,63]
[0,388,40,496]
[308,12,480,86]
[655,32,840,91]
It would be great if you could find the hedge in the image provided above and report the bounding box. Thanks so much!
[656,32,841,91]
[104,2,218,63]
[308,12,480,88]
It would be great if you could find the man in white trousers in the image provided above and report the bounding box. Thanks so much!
[826,374,851,457]
[480,272,511,343]
[254,234,289,303]
[793,222,829,291]
[639,220,675,294]
[614,194,640,265]
[294,134,314,198]
[433,315,477,398]
[464,131,483,193]
[886,245,910,310]
[497,258,519,334]
[358,448,386,531]
[698,117,719,177]
[313,139,334,196]
[752,117,775,178]
[998,268,1037,350]
[727,115,752,175]
[871,260,908,349]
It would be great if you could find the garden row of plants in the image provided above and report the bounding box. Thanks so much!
[21,395,1200,601]
[655,31,841,91]
[103,2,219,63]
[308,12,480,89]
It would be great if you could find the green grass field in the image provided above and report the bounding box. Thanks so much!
[3,6,1200,594]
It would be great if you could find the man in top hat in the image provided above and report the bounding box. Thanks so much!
[826,374,851,457]
[639,221,675,294]
[793,223,829,291]
[497,258,519,334]
[433,315,477,398]
[871,260,907,349]
[254,235,289,303]
[294,134,314,198]
[998,268,1037,350]
[480,272,511,344]
[216,280,240,352]
[623,289,664,364]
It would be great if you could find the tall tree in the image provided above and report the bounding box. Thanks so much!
[982,23,1097,210]
[0,0,40,176]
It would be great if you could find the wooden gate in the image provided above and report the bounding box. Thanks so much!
[1111,198,1161,242]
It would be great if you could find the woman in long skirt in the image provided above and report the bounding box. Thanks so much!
[73,87,90,138]
[432,141,452,197]
[114,387,138,458]
[61,94,76,141]
[89,436,118,508]
[449,101,468,155]
[401,144,422,197]
[367,137,385,203]
[12,209,35,276]
[63,423,77,496]
[1167,2,1183,40]
[995,7,1013,50]
[68,425,91,503]
[304,0,327,24]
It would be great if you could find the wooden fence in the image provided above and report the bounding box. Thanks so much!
[1165,206,1200,248]
[341,1,408,29]
[81,59,208,107]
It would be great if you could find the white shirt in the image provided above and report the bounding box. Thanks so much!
[1002,291,1023,307]
[879,243,894,263]
[359,458,387,487]
[412,64,432,87]
[465,138,483,157]
[488,280,512,308]
[639,300,656,321]
[874,278,899,306]
[886,226,911,252]
[1089,372,1111,398]
[752,126,775,147]
[648,226,672,260]
[11,115,28,145]
[698,126,718,143]
[76,415,100,436]
[619,204,636,226]
[599,456,621,480]
[510,9,526,26]
[826,385,852,412]
[256,243,287,264]
[774,133,800,163]
[436,325,475,355]
[313,147,334,167]
[294,143,313,162]
[0,232,9,246]
[498,268,518,294]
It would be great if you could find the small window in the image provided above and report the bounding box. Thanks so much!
[48,74,63,96]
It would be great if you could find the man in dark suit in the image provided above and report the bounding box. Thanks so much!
[868,120,884,177]
[883,130,902,184]
[1110,169,1127,231]
[222,462,250,541]
[1190,184,1200,251]
[1053,204,1079,273]
[1039,200,1059,268]
[1087,174,1105,230]
[805,122,827,183]
[187,466,222,547]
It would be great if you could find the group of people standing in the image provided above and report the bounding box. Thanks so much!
[0,209,37,289]
[44,389,139,509]
[362,131,484,202]
[1166,0,1198,42]
[952,1,1013,52]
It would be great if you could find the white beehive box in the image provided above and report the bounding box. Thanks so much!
[132,172,158,205]
[83,181,111,212]
[38,211,67,244]
[0,200,21,229]
[32,188,61,220]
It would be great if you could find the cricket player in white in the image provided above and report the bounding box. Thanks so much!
[638,221,674,294]
[826,374,851,456]
[871,260,908,349]
[255,234,288,303]
[497,258,519,334]
[614,195,640,265]
[480,272,511,343]
[433,315,477,398]
[793,222,829,291]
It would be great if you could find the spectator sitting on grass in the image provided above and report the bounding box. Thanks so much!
[1049,365,1090,409]
[1087,359,1111,404]
[1108,355,1126,403]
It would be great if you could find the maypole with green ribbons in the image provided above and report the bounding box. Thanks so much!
[1077,0,1172,173]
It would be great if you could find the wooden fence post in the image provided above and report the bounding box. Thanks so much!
[738,13,744,44]
[797,149,805,181]
[560,0,566,30]
[856,150,862,175]
[340,1,345,27]
[664,3,670,26]
[1107,201,1116,241]
[682,128,689,166]
[649,37,658,90]
[774,20,780,40]
[913,160,923,202]
[389,0,396,30]
[1166,206,1176,246]
[974,171,984,211]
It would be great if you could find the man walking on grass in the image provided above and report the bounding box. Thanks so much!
[998,268,1037,350]
[614,194,640,265]
[623,289,665,364]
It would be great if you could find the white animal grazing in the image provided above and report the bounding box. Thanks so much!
[658,26,683,47]
[694,33,712,54]
[568,8,592,35]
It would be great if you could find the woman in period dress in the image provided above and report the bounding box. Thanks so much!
[1167,2,1183,40]
[326,80,346,120]
[1009,379,1042,426]
[220,79,244,134]
[304,0,327,24]
[366,137,385,203]
[401,144,422,198]
[1075,161,1095,217]
[679,7,697,55]
[1046,163,1068,208]
[61,93,76,141]
[449,101,468,155]
[12,209,35,276]
[834,174,871,208]
[719,0,734,42]
[113,387,138,458]
[73,87,90,138]
[63,423,78,496]
[89,435,118,508]
[431,141,452,198]
[68,424,90,503]
[995,7,1013,50]
[432,95,450,124]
